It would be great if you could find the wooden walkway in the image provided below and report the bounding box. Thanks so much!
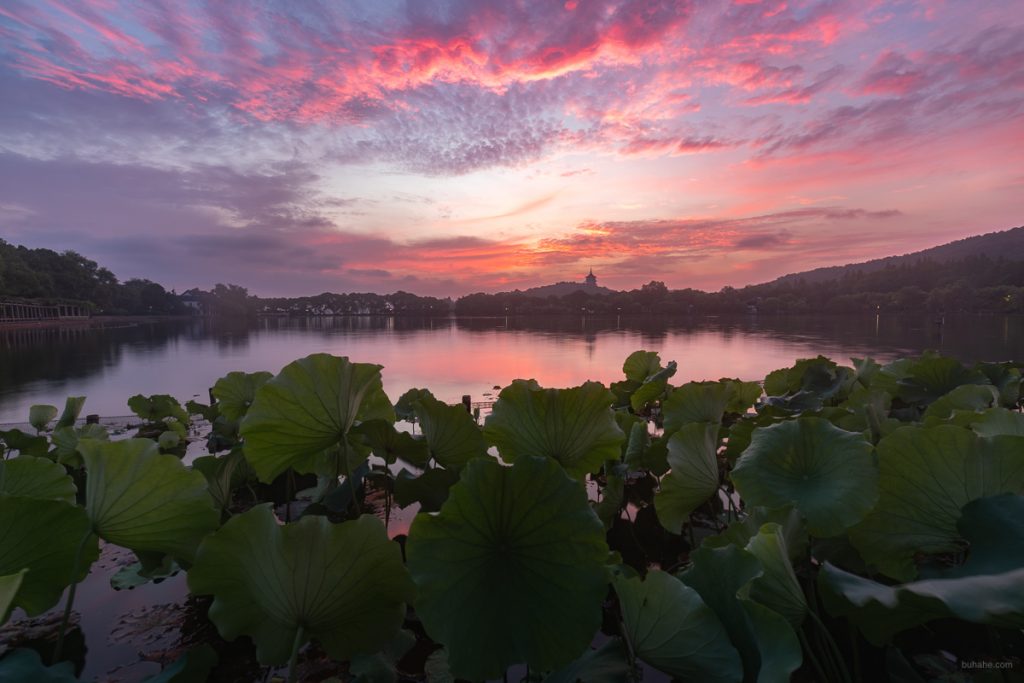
[0,298,89,322]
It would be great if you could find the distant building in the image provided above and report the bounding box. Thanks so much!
[180,292,204,315]
[585,268,597,287]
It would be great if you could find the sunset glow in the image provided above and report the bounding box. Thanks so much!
[1,0,1021,295]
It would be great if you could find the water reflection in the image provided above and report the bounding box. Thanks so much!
[1,314,1020,422]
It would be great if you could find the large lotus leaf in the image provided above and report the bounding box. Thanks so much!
[663,382,732,432]
[28,405,58,432]
[543,638,631,683]
[849,425,1024,581]
[240,354,395,482]
[968,408,1024,437]
[655,422,721,533]
[192,449,253,512]
[413,394,487,471]
[189,506,413,665]
[0,456,76,503]
[0,497,98,615]
[975,362,1023,407]
[351,420,430,467]
[395,387,435,422]
[0,570,26,624]
[615,570,741,682]
[743,524,807,627]
[483,380,623,478]
[622,418,670,476]
[623,350,663,382]
[406,456,609,680]
[680,544,801,683]
[731,418,877,537]
[80,439,219,563]
[922,384,1000,420]
[763,356,848,402]
[211,371,272,421]
[892,353,988,406]
[828,495,1024,644]
[0,648,79,683]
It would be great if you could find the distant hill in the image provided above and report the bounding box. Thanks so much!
[520,281,616,297]
[772,225,1024,285]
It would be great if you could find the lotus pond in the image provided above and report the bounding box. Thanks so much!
[1,350,1022,682]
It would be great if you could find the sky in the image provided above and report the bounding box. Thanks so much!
[0,0,1022,297]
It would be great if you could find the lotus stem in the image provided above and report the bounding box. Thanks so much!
[797,627,832,682]
[287,625,305,683]
[54,531,91,664]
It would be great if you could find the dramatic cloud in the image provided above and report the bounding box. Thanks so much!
[1,0,1021,294]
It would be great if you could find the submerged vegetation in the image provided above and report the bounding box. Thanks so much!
[1,349,1022,681]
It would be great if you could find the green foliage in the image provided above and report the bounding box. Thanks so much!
[80,439,219,563]
[615,570,742,681]
[655,422,721,532]
[412,394,487,471]
[0,570,26,625]
[0,497,98,615]
[731,418,878,537]
[0,648,79,683]
[28,405,58,432]
[849,425,1024,580]
[483,380,623,478]
[406,456,609,680]
[188,507,413,665]
[211,371,272,421]
[0,455,76,503]
[240,354,394,481]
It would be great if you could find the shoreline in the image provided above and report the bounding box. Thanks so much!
[0,314,195,331]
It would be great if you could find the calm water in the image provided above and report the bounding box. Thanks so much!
[2,314,1022,423]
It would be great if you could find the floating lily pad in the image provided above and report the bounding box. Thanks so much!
[406,456,609,680]
[615,570,741,682]
[80,439,219,563]
[188,507,413,665]
[483,380,623,478]
[240,354,395,482]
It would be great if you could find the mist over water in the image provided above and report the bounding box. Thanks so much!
[1,314,1021,423]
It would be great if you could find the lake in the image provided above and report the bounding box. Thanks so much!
[1,313,1022,424]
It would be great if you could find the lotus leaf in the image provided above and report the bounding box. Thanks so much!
[128,394,190,424]
[55,397,86,430]
[0,497,98,615]
[968,407,1024,437]
[0,429,48,458]
[542,638,632,683]
[662,381,732,431]
[0,455,76,503]
[240,354,394,482]
[211,371,272,421]
[0,570,26,624]
[0,648,78,683]
[28,404,58,432]
[406,456,609,680]
[889,353,988,406]
[922,384,1000,419]
[680,544,802,683]
[595,465,624,529]
[975,361,1023,407]
[705,506,808,562]
[655,422,721,533]
[395,387,435,423]
[393,467,459,512]
[743,523,807,627]
[731,418,877,537]
[188,506,413,665]
[615,570,741,682]
[351,420,430,467]
[51,423,108,466]
[622,350,663,382]
[849,425,1024,580]
[80,439,219,563]
[622,419,669,476]
[413,394,487,470]
[629,361,677,412]
[483,380,623,478]
[192,450,253,512]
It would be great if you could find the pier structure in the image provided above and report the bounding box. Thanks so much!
[0,298,90,323]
